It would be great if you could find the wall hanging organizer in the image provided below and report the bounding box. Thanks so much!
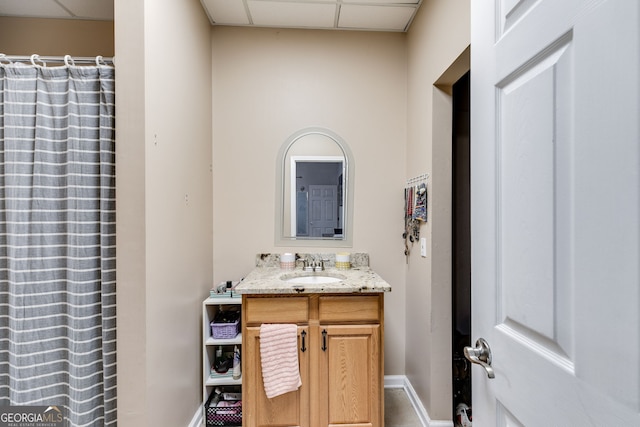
[403,173,428,261]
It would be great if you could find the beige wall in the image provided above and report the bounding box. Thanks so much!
[116,0,213,425]
[0,17,113,57]
[114,0,146,424]
[406,0,470,421]
[210,26,408,374]
[145,0,213,423]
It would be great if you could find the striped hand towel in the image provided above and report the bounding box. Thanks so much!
[259,323,302,398]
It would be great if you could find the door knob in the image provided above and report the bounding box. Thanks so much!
[464,338,495,379]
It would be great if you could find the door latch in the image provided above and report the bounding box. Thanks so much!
[464,337,495,379]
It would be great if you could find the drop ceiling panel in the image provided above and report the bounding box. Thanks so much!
[344,0,419,3]
[57,0,113,20]
[338,4,415,31]
[248,1,337,29]
[202,0,250,25]
[0,0,70,19]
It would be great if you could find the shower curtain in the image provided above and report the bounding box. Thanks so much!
[0,60,116,425]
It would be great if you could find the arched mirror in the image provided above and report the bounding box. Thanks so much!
[275,127,354,247]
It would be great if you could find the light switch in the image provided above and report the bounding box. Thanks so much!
[420,237,427,257]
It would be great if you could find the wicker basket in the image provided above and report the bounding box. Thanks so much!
[210,319,239,339]
[205,391,242,426]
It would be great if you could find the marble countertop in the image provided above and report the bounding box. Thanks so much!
[236,265,392,294]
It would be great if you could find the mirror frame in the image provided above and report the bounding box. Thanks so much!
[275,127,354,247]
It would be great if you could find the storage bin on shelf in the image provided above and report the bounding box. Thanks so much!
[210,306,240,339]
[205,389,242,427]
[210,319,239,339]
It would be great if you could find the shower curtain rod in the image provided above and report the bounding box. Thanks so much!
[0,54,114,66]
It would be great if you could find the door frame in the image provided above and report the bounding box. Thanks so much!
[430,46,471,421]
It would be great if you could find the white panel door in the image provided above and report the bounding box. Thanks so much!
[470,0,640,424]
[308,185,338,237]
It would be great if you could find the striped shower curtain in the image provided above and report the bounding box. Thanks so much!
[0,61,116,425]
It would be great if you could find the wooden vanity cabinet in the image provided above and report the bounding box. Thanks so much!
[318,295,382,427]
[242,294,384,427]
[244,325,310,427]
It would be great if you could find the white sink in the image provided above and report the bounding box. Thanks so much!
[281,273,346,285]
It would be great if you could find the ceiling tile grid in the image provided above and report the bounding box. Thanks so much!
[0,0,422,32]
[201,0,423,32]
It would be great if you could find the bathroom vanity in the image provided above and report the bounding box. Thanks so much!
[235,254,391,427]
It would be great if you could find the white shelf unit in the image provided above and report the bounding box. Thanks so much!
[202,296,243,405]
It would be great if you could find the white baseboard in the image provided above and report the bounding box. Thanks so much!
[384,375,454,427]
[188,405,202,427]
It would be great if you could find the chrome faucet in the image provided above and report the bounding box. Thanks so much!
[301,259,314,272]
[301,258,329,272]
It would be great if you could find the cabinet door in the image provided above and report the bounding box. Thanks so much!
[243,325,310,427]
[319,325,381,427]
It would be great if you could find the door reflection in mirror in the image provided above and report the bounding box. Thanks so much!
[292,158,343,237]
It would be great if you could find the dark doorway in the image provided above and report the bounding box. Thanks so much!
[452,71,471,422]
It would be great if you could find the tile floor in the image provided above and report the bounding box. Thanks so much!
[384,387,423,427]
